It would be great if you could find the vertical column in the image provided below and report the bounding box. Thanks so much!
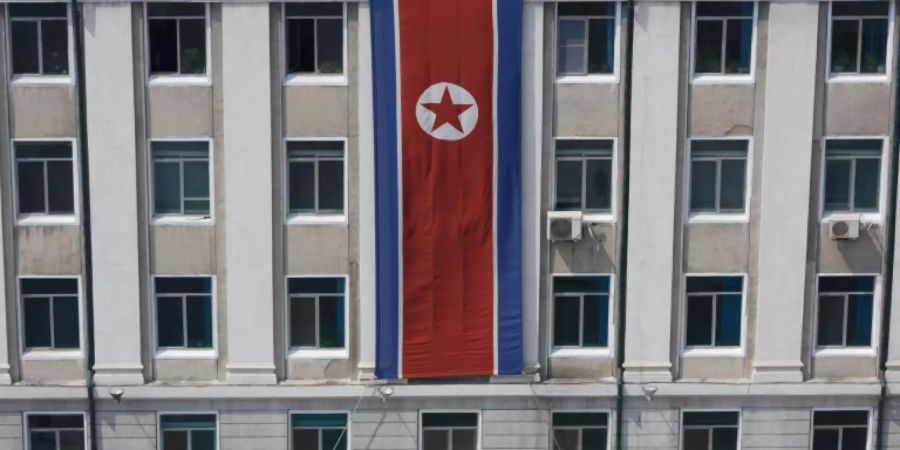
[887,189,900,380]
[83,3,144,385]
[0,5,12,385]
[622,1,681,383]
[753,1,819,383]
[222,3,277,384]
[357,1,376,379]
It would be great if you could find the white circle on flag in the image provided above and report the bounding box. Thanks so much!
[415,82,479,141]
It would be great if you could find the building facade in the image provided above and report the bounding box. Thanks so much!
[1,0,900,449]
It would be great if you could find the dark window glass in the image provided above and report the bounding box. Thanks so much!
[18,160,47,214]
[831,2,889,74]
[148,4,206,75]
[318,160,344,211]
[293,429,318,450]
[46,160,74,213]
[861,18,888,73]
[690,159,717,212]
[719,158,746,211]
[715,294,741,346]
[16,142,74,216]
[696,2,754,16]
[422,413,478,428]
[22,278,78,295]
[587,18,615,73]
[842,427,869,449]
[190,429,215,450]
[319,297,344,348]
[554,296,581,346]
[59,429,85,450]
[289,277,345,295]
[287,18,316,73]
[290,296,317,347]
[156,277,212,294]
[185,296,213,348]
[162,430,189,450]
[683,429,709,450]
[855,158,881,210]
[423,429,449,450]
[582,428,607,450]
[24,297,52,348]
[53,296,80,349]
[317,18,343,74]
[582,294,608,347]
[695,20,723,73]
[149,19,179,73]
[289,161,316,212]
[558,19,587,75]
[831,20,860,73]
[285,2,343,16]
[29,415,84,429]
[813,429,840,450]
[819,276,876,293]
[322,429,347,450]
[559,2,615,16]
[41,19,69,75]
[686,295,713,346]
[10,20,40,74]
[818,295,846,347]
[157,297,185,347]
[555,160,583,210]
[712,427,738,450]
[553,429,578,450]
[846,294,873,346]
[824,159,852,212]
[553,413,608,427]
[724,18,752,74]
[585,159,612,211]
[833,1,889,16]
[148,3,205,16]
[286,4,344,75]
[179,19,206,74]
[558,3,616,75]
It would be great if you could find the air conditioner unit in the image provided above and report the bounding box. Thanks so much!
[547,211,582,241]
[829,214,861,240]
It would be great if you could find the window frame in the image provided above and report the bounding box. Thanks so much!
[827,0,895,82]
[814,273,880,355]
[156,411,219,450]
[285,274,350,360]
[679,409,742,450]
[148,138,215,225]
[419,411,481,450]
[810,408,873,450]
[555,1,620,84]
[549,409,611,450]
[685,136,753,224]
[144,2,212,86]
[552,137,617,223]
[284,137,349,225]
[23,411,87,450]
[152,275,218,360]
[689,1,757,84]
[17,276,83,359]
[680,273,746,357]
[287,411,351,450]
[282,2,348,86]
[5,3,74,85]
[12,137,80,225]
[549,273,615,358]
[819,137,888,222]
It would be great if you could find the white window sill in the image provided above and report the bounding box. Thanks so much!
[10,75,73,86]
[549,348,611,358]
[284,74,348,86]
[152,216,214,226]
[688,213,749,224]
[814,347,876,357]
[288,348,349,360]
[148,74,211,87]
[691,74,754,85]
[821,212,882,225]
[827,73,891,84]
[23,349,83,360]
[155,348,218,360]
[582,213,615,224]
[555,74,617,84]
[16,215,78,226]
[682,347,744,357]
[287,214,348,226]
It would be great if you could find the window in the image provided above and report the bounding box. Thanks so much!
[290,413,348,450]
[285,3,344,75]
[555,139,613,212]
[288,277,345,350]
[287,141,345,216]
[817,276,875,348]
[689,140,748,215]
[551,412,608,450]
[693,2,754,75]
[152,141,211,218]
[682,412,739,450]
[159,414,217,450]
[21,278,79,351]
[421,413,478,450]
[155,277,213,350]
[813,410,869,450]
[830,1,890,75]
[823,139,882,214]
[147,3,207,76]
[557,2,616,76]
[9,3,69,76]
[26,414,84,450]
[553,276,609,349]
[685,276,742,348]
[15,141,75,217]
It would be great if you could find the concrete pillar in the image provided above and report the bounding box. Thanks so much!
[82,3,144,385]
[753,1,819,383]
[0,5,11,386]
[221,3,277,384]
[357,1,376,379]
[622,1,681,383]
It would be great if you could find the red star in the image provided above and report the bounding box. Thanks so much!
[421,87,473,134]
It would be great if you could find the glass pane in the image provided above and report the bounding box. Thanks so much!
[724,18,752,74]
[695,20,724,73]
[582,294,608,347]
[815,410,869,426]
[319,296,345,348]
[712,427,738,450]
[323,429,347,450]
[860,18,888,73]
[684,412,739,427]
[289,277,345,295]
[183,160,209,199]
[162,430,189,450]
[318,160,344,212]
[423,414,478,428]
[289,161,316,212]
[149,19,179,73]
[154,162,182,214]
[53,296,80,349]
[715,294,741,347]
[847,294,873,347]
[183,200,209,215]
[556,160,583,210]
[317,18,344,74]
[719,159,746,212]
[185,296,213,348]
[287,18,316,73]
[156,277,212,294]
[683,429,710,450]
[423,429,449,450]
[587,18,614,74]
[46,160,74,214]
[30,430,57,450]
[41,19,69,75]
[585,159,612,211]
[690,160,717,212]
[292,429,318,450]
[554,295,581,346]
[818,295,846,346]
[583,428,608,450]
[686,296,714,346]
[842,427,869,449]
[812,429,840,450]
[831,20,860,73]
[854,158,880,210]
[452,429,476,450]
[290,296,317,347]
[18,160,46,214]
[24,297,52,348]
[179,19,206,75]
[824,159,852,212]
[11,21,39,74]
[59,430,85,450]
[558,19,587,74]
[552,429,578,450]
[157,297,185,347]
[190,429,216,450]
